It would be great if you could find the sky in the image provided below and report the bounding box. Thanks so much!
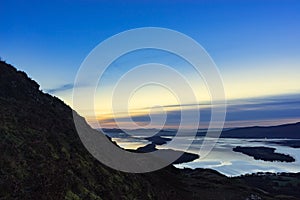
[1,0,300,129]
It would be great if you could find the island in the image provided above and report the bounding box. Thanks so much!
[233,146,295,162]
[144,135,172,145]
[136,143,199,164]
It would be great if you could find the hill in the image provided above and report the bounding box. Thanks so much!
[221,123,300,139]
[0,60,295,199]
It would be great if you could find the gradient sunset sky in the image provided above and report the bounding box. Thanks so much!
[1,0,300,128]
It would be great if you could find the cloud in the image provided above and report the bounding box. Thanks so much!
[97,93,300,128]
[45,83,74,94]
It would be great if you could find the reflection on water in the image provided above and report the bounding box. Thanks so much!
[111,134,300,176]
[112,137,150,150]
[174,138,300,176]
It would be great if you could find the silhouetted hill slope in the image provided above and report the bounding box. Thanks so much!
[222,123,300,139]
[0,60,290,199]
[0,61,185,199]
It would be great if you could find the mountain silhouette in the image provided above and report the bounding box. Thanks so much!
[1,60,298,199]
[222,123,300,138]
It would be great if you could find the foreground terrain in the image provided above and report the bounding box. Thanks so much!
[0,60,299,199]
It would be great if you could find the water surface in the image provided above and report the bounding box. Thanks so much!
[111,134,300,176]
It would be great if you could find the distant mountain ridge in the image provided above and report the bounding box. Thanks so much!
[221,122,300,139]
[102,122,300,139]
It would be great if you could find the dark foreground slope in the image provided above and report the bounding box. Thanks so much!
[0,60,293,200]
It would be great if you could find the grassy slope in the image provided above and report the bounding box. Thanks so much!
[0,60,290,200]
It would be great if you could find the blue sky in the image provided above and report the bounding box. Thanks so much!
[1,0,300,128]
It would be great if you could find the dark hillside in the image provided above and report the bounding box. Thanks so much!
[0,60,289,200]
